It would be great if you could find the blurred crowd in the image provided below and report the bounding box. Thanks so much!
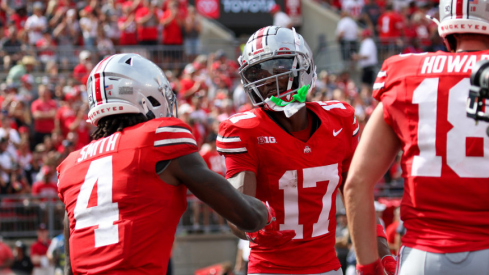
[321,0,446,55]
[0,0,202,72]
[0,1,421,274]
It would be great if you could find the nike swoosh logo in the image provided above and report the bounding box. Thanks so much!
[333,128,343,136]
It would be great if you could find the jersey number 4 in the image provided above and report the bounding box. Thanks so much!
[278,164,339,239]
[412,78,489,178]
[74,156,120,247]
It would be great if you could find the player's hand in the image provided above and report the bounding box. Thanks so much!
[245,202,296,247]
[356,259,383,275]
[381,255,397,275]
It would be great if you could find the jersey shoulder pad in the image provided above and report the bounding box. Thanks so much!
[309,101,355,119]
[309,101,359,136]
[217,112,259,155]
[138,117,198,161]
[150,117,197,148]
[373,52,432,100]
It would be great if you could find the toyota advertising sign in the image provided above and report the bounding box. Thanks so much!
[191,0,301,34]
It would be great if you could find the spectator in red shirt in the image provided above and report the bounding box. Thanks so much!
[31,223,54,275]
[35,32,57,67]
[377,3,404,44]
[72,50,91,83]
[160,0,183,68]
[30,85,57,147]
[179,64,203,103]
[0,237,13,275]
[9,7,27,31]
[118,2,137,45]
[54,92,90,149]
[160,0,183,45]
[200,132,225,176]
[135,0,159,45]
[32,166,57,200]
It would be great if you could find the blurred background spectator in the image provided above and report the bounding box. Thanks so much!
[11,240,33,275]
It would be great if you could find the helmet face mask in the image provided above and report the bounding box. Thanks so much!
[86,54,177,126]
[242,57,300,105]
[239,26,316,109]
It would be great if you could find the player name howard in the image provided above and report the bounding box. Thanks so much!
[420,54,489,74]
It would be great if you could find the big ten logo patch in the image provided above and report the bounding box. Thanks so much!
[257,136,277,144]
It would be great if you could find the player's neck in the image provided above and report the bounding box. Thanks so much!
[268,107,309,133]
[456,40,489,53]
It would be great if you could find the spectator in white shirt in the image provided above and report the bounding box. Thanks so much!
[353,28,378,88]
[270,4,292,29]
[336,10,359,63]
[25,2,47,45]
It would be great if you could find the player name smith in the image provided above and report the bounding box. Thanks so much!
[420,54,489,74]
[77,133,120,163]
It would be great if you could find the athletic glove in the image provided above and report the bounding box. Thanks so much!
[381,255,397,275]
[356,259,384,275]
[245,201,296,247]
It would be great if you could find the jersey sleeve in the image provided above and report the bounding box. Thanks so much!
[145,117,199,162]
[372,55,402,127]
[217,119,258,179]
[341,108,360,173]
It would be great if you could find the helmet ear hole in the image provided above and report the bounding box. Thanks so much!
[147,96,161,107]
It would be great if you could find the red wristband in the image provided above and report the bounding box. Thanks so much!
[377,224,387,239]
[356,259,383,275]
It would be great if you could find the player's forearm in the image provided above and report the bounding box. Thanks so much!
[64,260,73,275]
[64,211,73,275]
[344,183,378,265]
[227,221,247,240]
[377,235,391,259]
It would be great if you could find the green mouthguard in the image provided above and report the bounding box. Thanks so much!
[269,85,310,107]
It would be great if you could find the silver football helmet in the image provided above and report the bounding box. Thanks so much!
[86,53,176,126]
[433,0,489,51]
[238,26,317,108]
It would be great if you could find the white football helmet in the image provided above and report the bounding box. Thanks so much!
[238,26,317,108]
[435,0,489,51]
[86,53,176,126]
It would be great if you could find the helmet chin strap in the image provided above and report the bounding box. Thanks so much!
[141,98,156,119]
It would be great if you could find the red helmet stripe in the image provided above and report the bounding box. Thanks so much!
[255,27,268,50]
[92,56,113,106]
[93,73,103,105]
[455,0,465,18]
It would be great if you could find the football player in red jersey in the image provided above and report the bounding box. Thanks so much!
[57,53,295,275]
[344,0,489,274]
[217,26,393,275]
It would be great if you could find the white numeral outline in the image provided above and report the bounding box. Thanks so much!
[411,78,489,178]
[74,156,120,247]
[278,164,340,239]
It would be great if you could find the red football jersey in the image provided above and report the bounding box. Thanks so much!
[377,11,404,40]
[373,50,489,253]
[217,102,359,274]
[57,117,198,274]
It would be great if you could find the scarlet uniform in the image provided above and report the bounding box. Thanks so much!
[217,102,359,274]
[57,117,197,274]
[373,50,489,253]
[377,11,403,41]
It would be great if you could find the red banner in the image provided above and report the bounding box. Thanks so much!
[196,0,220,19]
